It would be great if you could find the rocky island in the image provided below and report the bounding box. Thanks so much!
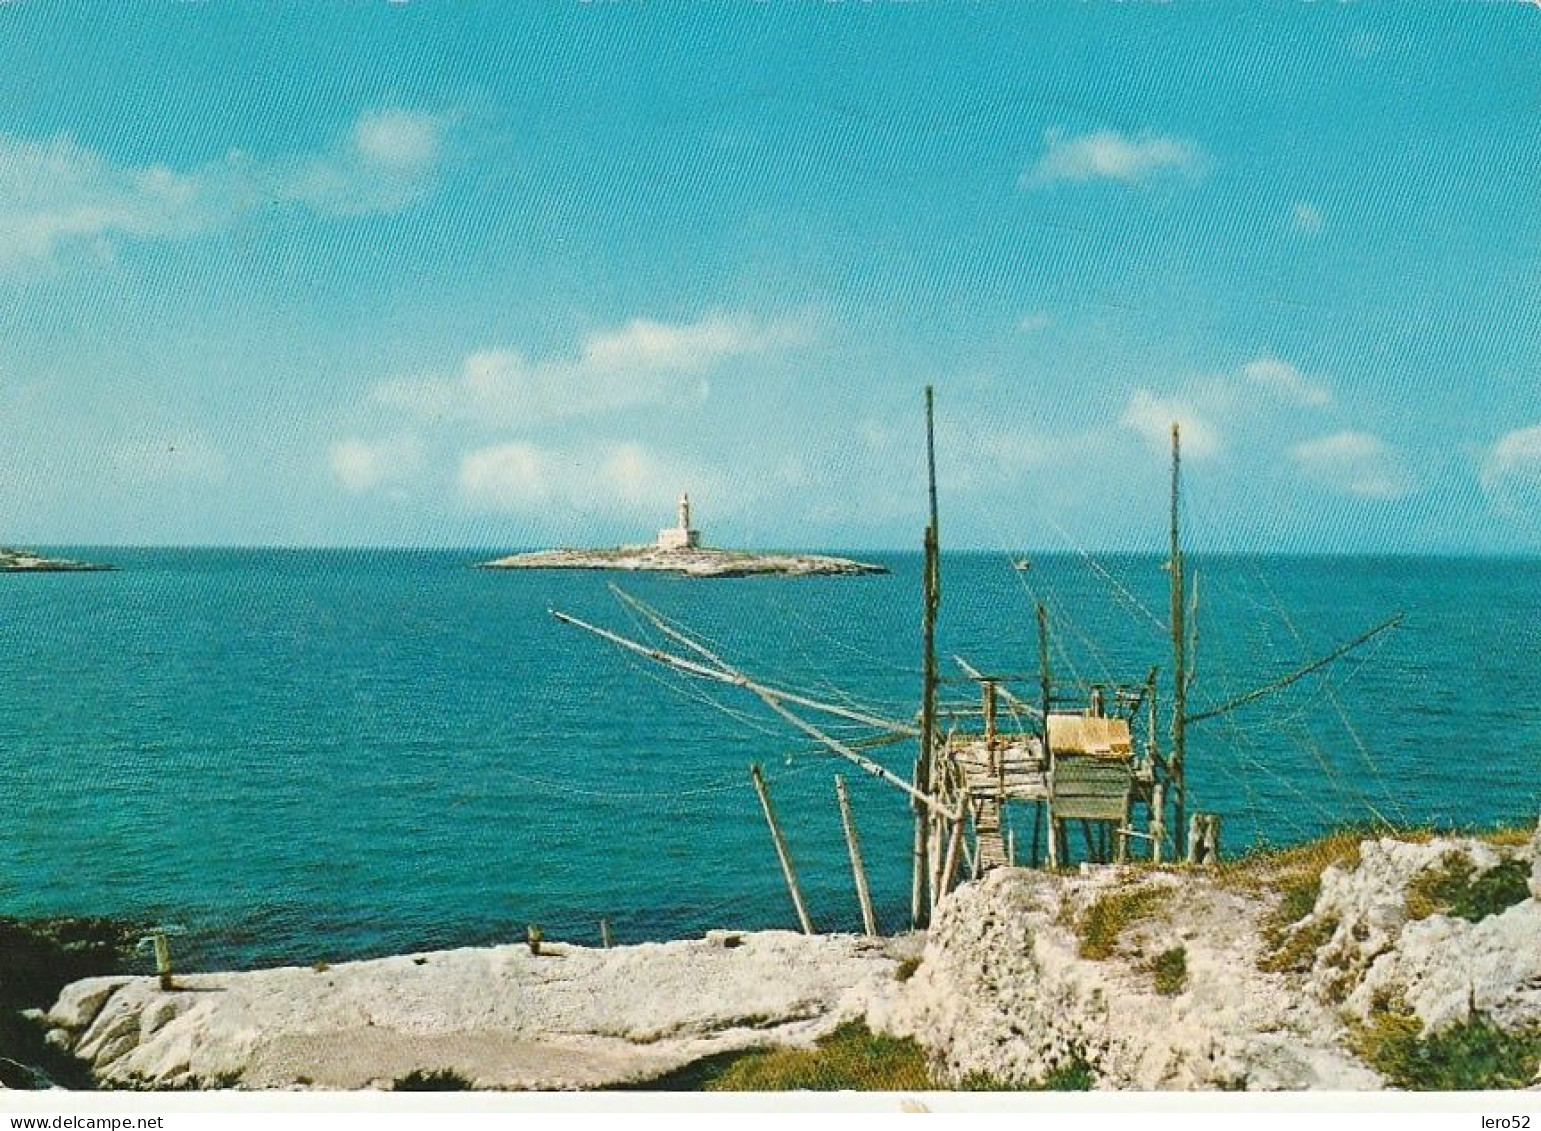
[1,547,112,572]
[477,494,887,578]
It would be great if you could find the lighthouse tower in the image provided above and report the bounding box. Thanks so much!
[657,492,702,551]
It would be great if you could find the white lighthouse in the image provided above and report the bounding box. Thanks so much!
[657,492,702,551]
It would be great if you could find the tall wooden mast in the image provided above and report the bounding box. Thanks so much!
[913,385,942,927]
[1169,422,1188,859]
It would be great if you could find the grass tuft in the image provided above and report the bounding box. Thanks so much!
[1077,886,1172,960]
[958,1053,1096,1092]
[1151,947,1188,996]
[696,1022,931,1092]
[1406,852,1531,924]
[1352,1005,1541,1090]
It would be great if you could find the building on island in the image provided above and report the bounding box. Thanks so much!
[657,493,702,551]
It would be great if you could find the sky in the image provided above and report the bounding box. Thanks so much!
[0,2,1537,553]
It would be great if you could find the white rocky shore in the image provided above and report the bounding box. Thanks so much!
[477,546,887,578]
[35,931,912,1090]
[34,822,1541,1090]
[1,548,112,572]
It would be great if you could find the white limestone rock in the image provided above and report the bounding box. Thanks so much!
[42,931,902,1091]
[1299,837,1510,1004]
[1340,826,1541,1034]
[886,868,1378,1091]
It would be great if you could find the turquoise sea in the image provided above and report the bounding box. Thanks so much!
[1,550,1537,970]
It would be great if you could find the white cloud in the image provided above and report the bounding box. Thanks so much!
[377,312,800,428]
[0,108,451,273]
[1289,431,1413,499]
[1292,201,1324,234]
[458,441,550,509]
[1121,389,1223,460]
[1243,356,1332,407]
[1480,423,1541,513]
[351,108,443,170]
[457,439,716,519]
[329,434,424,494]
[1027,129,1204,186]
[280,108,451,218]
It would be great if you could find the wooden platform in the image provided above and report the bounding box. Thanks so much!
[944,712,1147,870]
[948,735,1049,801]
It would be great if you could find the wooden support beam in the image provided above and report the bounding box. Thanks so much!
[916,384,942,929]
[1169,422,1188,862]
[555,606,949,819]
[750,763,814,936]
[953,657,1043,718]
[835,775,879,937]
[606,589,921,736]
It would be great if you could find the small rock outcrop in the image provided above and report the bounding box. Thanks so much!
[0,548,112,572]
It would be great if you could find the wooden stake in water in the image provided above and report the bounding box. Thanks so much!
[835,775,879,936]
[600,917,614,949]
[152,932,173,991]
[751,763,814,935]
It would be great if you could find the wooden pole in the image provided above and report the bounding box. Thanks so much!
[1030,800,1044,867]
[600,917,614,949]
[1038,602,1055,867]
[915,384,942,928]
[983,680,998,756]
[1151,782,1166,866]
[152,932,173,991]
[940,801,966,900]
[835,775,879,936]
[911,757,926,927]
[750,763,814,935]
[1169,423,1188,860]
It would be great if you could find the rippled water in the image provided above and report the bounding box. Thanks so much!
[1,549,1536,969]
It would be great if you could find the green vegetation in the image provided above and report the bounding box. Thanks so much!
[1406,852,1531,924]
[1151,947,1188,996]
[102,1069,243,1092]
[624,1022,932,1091]
[1076,886,1172,960]
[1352,1005,1541,1091]
[1259,912,1338,975]
[957,1054,1096,1092]
[893,956,922,982]
[628,1022,1099,1092]
[394,1068,476,1091]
